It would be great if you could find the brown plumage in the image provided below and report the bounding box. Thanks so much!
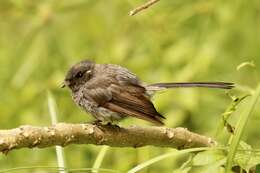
[62,60,234,125]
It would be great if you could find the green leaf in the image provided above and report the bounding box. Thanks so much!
[225,84,260,172]
[234,142,260,172]
[192,150,226,166]
[127,147,212,173]
[173,154,194,173]
[234,152,260,172]
[216,94,250,137]
[173,167,191,173]
[190,164,225,173]
[190,158,226,173]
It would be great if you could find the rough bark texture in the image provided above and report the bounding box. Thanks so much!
[0,123,216,154]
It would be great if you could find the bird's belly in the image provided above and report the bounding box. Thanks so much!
[72,92,125,123]
[93,107,126,122]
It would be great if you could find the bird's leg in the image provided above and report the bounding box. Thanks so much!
[104,122,121,132]
[90,120,109,132]
[90,119,119,128]
[90,119,102,126]
[106,122,121,128]
[89,120,121,132]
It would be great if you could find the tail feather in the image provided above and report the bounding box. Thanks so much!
[147,82,234,90]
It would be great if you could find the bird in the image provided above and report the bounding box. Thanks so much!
[62,60,234,125]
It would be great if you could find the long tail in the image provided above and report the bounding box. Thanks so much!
[146,82,234,91]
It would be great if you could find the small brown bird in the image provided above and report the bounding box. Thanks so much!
[62,60,234,125]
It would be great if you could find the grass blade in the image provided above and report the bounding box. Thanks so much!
[48,91,67,173]
[0,166,122,173]
[225,84,260,172]
[127,147,212,173]
[92,146,110,173]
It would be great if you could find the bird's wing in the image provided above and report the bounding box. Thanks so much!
[83,75,165,125]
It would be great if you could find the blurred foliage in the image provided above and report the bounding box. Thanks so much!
[0,0,259,172]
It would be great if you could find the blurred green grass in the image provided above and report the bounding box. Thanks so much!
[0,0,259,172]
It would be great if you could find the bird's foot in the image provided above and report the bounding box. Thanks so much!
[90,120,102,126]
[89,121,120,133]
[90,120,121,131]
[105,122,121,131]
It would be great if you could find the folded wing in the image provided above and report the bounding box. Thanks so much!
[84,75,164,125]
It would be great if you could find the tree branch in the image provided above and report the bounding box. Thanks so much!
[129,0,160,16]
[0,123,216,154]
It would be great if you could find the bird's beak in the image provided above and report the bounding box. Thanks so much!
[60,80,69,88]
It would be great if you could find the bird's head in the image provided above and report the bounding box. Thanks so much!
[61,60,95,91]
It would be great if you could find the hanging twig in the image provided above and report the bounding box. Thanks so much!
[129,0,160,16]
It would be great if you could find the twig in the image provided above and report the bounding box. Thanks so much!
[129,0,160,16]
[0,123,216,154]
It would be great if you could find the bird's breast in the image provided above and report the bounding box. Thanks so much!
[71,89,98,114]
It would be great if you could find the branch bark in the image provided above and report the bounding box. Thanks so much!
[0,123,216,154]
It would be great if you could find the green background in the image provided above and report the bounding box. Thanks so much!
[0,0,259,172]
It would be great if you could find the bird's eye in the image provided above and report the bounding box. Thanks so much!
[75,71,84,78]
